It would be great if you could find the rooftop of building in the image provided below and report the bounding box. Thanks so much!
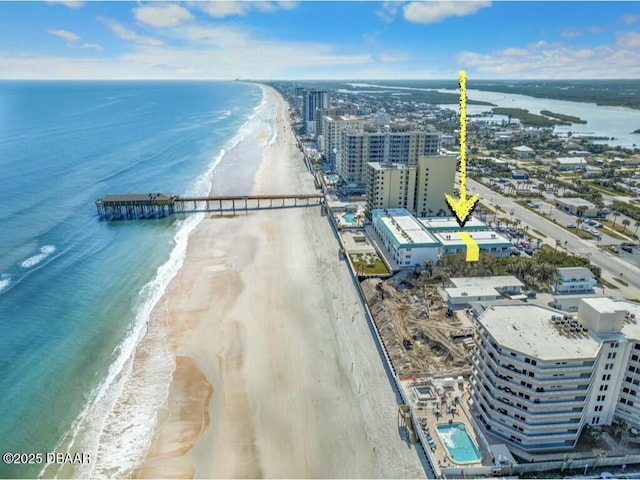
[557,267,596,280]
[451,275,525,289]
[434,230,512,247]
[617,300,640,341]
[367,162,416,171]
[556,157,587,164]
[445,287,501,299]
[371,208,439,247]
[556,197,596,207]
[419,216,486,231]
[478,303,601,360]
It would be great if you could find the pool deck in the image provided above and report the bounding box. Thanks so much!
[403,377,486,470]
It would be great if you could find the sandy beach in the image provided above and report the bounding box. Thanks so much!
[132,85,426,478]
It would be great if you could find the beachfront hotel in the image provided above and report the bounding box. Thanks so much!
[338,123,440,183]
[369,209,514,269]
[365,156,457,217]
[470,298,640,453]
[370,208,440,269]
[303,89,329,135]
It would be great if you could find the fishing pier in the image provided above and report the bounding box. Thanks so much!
[95,192,326,220]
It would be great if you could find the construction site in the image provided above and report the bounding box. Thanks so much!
[361,274,474,379]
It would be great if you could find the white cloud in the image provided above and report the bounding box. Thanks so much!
[193,1,250,17]
[48,29,81,42]
[617,31,640,49]
[178,25,250,47]
[81,43,103,51]
[403,1,491,24]
[621,14,639,25]
[190,1,298,18]
[133,4,194,28]
[45,1,85,8]
[375,2,401,23]
[104,19,164,47]
[587,26,605,35]
[457,41,640,79]
[561,27,581,38]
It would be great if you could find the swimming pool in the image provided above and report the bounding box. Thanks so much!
[325,174,340,183]
[436,423,482,463]
[341,212,358,225]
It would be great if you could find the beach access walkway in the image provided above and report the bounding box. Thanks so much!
[95,192,325,220]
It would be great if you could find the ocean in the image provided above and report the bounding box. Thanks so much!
[0,80,264,478]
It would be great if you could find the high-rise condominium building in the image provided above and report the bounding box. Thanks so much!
[365,156,456,217]
[339,124,440,183]
[303,89,329,135]
[471,298,640,453]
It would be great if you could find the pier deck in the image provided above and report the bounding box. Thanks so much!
[95,193,325,220]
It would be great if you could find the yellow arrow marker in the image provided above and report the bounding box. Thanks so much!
[445,70,480,229]
[458,231,479,262]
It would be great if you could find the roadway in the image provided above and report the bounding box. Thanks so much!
[469,178,640,299]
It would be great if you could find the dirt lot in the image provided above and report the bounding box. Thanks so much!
[361,275,472,379]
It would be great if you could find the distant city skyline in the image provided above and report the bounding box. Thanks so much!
[1,1,639,80]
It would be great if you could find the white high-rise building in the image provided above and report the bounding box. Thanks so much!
[323,115,371,170]
[471,298,640,453]
[339,124,440,183]
[303,89,329,135]
[365,156,456,217]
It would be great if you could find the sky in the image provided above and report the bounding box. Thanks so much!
[1,1,639,80]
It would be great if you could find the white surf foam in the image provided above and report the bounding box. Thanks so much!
[0,275,10,294]
[42,89,269,479]
[20,245,56,269]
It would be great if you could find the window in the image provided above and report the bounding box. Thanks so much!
[602,374,611,381]
[607,352,617,359]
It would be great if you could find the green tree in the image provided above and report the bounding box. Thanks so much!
[612,211,621,228]
[622,218,631,234]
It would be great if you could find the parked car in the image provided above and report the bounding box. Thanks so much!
[622,246,634,253]
[610,246,620,254]
[567,223,577,229]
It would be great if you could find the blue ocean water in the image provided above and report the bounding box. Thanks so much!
[0,80,262,478]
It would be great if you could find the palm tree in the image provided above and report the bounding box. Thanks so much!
[635,220,640,237]
[612,211,621,228]
[555,239,561,251]
[622,219,631,234]
[577,218,583,230]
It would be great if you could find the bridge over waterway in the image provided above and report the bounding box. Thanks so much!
[95,193,325,220]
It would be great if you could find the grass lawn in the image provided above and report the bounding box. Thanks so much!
[599,225,628,241]
[532,229,547,238]
[601,220,637,239]
[349,252,390,276]
[586,182,622,197]
[614,277,629,287]
[600,278,619,290]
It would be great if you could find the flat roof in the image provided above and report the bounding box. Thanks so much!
[581,297,628,314]
[617,300,640,341]
[451,275,524,289]
[446,287,501,299]
[371,209,439,247]
[419,216,486,231]
[556,157,587,164]
[556,197,595,207]
[478,304,601,360]
[367,162,415,171]
[434,230,512,247]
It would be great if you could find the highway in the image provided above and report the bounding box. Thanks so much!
[469,178,640,299]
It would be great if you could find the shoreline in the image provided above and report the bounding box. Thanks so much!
[132,85,426,478]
